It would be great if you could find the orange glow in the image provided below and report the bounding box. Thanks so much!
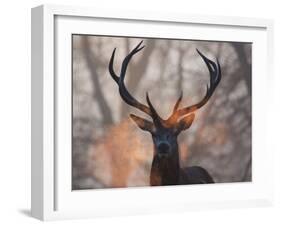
[87,119,152,188]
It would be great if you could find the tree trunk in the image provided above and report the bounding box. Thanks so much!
[81,36,114,126]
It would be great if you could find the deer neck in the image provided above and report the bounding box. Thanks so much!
[150,147,180,186]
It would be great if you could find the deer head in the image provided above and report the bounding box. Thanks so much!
[109,41,221,160]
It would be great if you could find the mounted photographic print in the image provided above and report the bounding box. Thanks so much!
[32,5,272,220]
[72,35,252,190]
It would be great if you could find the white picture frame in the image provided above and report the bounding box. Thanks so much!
[31,4,274,221]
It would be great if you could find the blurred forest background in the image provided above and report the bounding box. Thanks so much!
[72,35,252,190]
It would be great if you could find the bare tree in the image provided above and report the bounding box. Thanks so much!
[81,36,113,126]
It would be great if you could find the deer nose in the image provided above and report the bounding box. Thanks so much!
[158,142,171,156]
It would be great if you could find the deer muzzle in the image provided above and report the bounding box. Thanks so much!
[157,142,171,157]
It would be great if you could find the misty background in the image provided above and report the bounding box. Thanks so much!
[72,35,252,190]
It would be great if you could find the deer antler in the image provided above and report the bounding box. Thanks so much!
[167,49,221,124]
[109,41,162,123]
[109,42,221,127]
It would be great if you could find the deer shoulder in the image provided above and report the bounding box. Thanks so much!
[180,166,214,184]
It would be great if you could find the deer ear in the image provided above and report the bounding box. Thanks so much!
[129,114,154,132]
[176,114,195,133]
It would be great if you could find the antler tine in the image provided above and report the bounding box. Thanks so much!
[120,41,145,77]
[146,92,163,126]
[109,48,119,83]
[108,41,152,116]
[166,91,183,124]
[172,91,183,113]
[109,41,145,83]
[168,49,221,122]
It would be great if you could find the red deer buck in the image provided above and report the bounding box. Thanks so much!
[109,41,221,186]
